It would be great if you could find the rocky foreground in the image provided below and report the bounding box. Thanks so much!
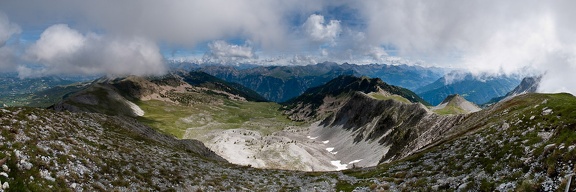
[0,93,575,191]
[0,107,341,191]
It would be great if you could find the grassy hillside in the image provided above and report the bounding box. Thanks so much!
[136,96,300,139]
[336,93,576,191]
[0,107,337,191]
[2,91,575,190]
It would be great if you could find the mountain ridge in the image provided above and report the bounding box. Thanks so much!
[284,75,430,121]
[1,71,575,190]
[416,72,521,105]
[199,62,444,102]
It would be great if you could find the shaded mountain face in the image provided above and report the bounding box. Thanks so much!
[416,72,521,105]
[199,62,444,102]
[484,76,542,106]
[284,75,429,121]
[178,71,267,102]
[505,76,542,96]
[281,75,453,167]
[432,94,482,114]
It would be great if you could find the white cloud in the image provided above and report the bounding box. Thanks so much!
[202,40,256,64]
[349,0,576,94]
[21,24,166,77]
[4,1,576,95]
[0,13,20,45]
[289,55,318,65]
[26,24,86,63]
[0,46,18,71]
[0,0,325,50]
[0,13,20,71]
[303,14,341,45]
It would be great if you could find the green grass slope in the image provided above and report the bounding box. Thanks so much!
[136,97,300,139]
[0,107,337,191]
[336,93,576,191]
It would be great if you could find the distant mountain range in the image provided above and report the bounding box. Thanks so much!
[284,75,429,121]
[197,62,444,102]
[416,72,521,105]
[1,68,575,191]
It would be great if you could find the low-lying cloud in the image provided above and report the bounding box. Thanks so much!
[350,0,576,94]
[20,24,166,77]
[2,1,576,95]
[0,13,21,71]
[202,40,256,64]
[303,14,341,45]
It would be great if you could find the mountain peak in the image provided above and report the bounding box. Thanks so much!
[284,75,429,121]
[505,76,542,98]
[439,94,463,104]
[433,94,481,114]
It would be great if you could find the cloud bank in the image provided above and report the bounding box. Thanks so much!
[0,13,21,71]
[21,24,166,77]
[202,41,256,64]
[1,1,576,94]
[303,14,341,45]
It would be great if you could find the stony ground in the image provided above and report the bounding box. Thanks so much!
[0,107,341,191]
[1,93,575,191]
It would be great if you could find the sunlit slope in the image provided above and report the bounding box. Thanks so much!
[0,107,337,191]
[137,98,299,139]
[337,93,576,191]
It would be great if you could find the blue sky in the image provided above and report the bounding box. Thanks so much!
[1,1,576,94]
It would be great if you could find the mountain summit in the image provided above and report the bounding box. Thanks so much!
[485,76,543,105]
[432,94,482,114]
[284,75,429,121]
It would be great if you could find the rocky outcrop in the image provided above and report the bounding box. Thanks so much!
[284,75,429,121]
[506,76,542,97]
[0,107,337,191]
[307,92,466,165]
[93,114,226,162]
[283,76,463,166]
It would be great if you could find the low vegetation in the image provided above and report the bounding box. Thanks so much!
[335,93,576,191]
[137,97,301,139]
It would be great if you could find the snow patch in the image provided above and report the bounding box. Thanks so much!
[349,159,363,164]
[125,100,145,116]
[326,147,334,152]
[330,151,338,155]
[322,140,329,144]
[330,160,348,171]
[307,136,318,139]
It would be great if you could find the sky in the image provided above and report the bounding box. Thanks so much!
[1,1,576,94]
